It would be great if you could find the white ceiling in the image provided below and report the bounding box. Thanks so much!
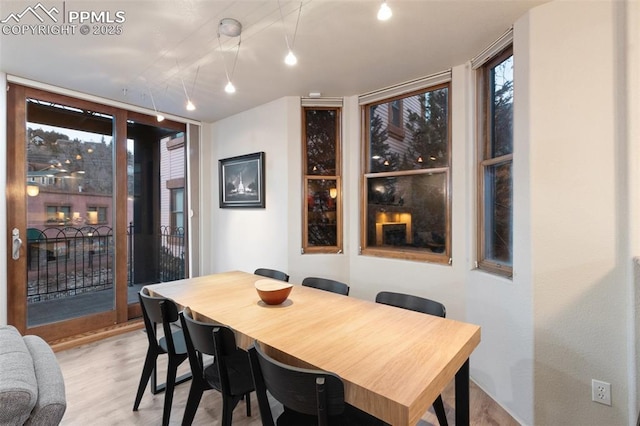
[0,0,545,123]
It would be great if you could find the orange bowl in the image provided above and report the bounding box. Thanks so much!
[255,279,293,305]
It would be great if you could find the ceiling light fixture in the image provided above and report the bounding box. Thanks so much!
[219,17,242,37]
[217,18,242,94]
[277,1,303,66]
[377,1,392,21]
[180,75,196,111]
[180,65,200,112]
[148,88,165,122]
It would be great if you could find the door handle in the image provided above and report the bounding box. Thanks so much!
[12,228,22,260]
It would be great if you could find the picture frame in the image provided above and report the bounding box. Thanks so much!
[219,151,265,208]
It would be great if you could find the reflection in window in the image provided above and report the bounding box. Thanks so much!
[483,162,512,263]
[306,109,337,176]
[302,106,342,253]
[307,179,338,246]
[366,174,446,253]
[363,83,451,263]
[370,88,449,173]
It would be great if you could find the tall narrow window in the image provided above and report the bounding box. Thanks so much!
[478,46,513,276]
[302,106,342,254]
[362,84,451,263]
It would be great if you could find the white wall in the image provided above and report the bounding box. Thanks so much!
[527,2,629,425]
[203,97,297,275]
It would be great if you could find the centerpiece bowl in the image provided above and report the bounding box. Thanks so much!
[255,279,293,305]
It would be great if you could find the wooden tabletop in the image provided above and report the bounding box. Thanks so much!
[146,271,481,426]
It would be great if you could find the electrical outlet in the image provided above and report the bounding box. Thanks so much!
[592,379,611,406]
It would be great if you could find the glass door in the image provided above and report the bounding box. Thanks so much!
[6,84,189,341]
[24,99,116,327]
[6,85,123,340]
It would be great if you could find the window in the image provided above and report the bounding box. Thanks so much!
[86,206,108,224]
[46,205,71,224]
[478,46,513,276]
[166,132,185,150]
[387,99,405,139]
[170,188,184,231]
[362,84,451,263]
[302,106,342,254]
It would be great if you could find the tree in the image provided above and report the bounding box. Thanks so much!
[404,89,449,169]
[305,109,336,175]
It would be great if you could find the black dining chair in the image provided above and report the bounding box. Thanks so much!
[254,268,290,282]
[375,291,448,426]
[179,308,254,426]
[301,276,350,296]
[133,288,191,426]
[248,341,387,426]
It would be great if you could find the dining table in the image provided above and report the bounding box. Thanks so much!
[146,270,481,426]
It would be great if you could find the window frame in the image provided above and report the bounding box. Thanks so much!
[477,46,514,277]
[360,83,452,264]
[301,106,343,254]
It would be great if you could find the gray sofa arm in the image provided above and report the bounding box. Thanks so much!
[22,336,66,426]
[0,326,38,426]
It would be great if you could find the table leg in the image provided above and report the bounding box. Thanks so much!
[455,359,470,426]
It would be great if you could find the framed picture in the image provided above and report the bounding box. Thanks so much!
[219,151,265,208]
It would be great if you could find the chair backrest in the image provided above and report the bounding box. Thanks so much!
[180,308,242,393]
[139,288,181,352]
[180,308,239,357]
[254,268,290,282]
[180,307,217,357]
[248,342,346,426]
[301,277,350,296]
[375,291,446,318]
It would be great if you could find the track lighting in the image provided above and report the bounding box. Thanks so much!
[148,88,165,121]
[278,1,302,67]
[181,75,196,111]
[285,50,297,66]
[218,18,242,94]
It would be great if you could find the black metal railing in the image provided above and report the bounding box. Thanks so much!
[26,224,185,303]
[158,225,185,282]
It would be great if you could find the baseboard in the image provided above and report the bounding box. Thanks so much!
[49,320,144,352]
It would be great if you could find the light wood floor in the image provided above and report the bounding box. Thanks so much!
[55,329,519,425]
